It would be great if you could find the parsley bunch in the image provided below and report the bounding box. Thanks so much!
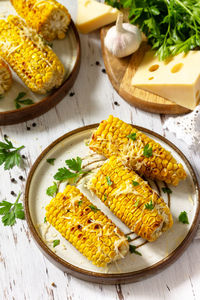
[106,0,200,60]
[0,137,24,170]
[0,193,25,226]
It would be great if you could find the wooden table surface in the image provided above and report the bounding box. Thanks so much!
[0,1,200,299]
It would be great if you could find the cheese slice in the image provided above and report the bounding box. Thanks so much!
[132,50,200,110]
[76,0,119,34]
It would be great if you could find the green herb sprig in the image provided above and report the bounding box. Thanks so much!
[143,144,153,158]
[0,193,25,226]
[46,182,58,197]
[54,157,88,182]
[179,211,189,224]
[145,199,154,210]
[127,133,137,141]
[129,245,142,256]
[106,176,113,186]
[0,137,24,170]
[14,92,34,109]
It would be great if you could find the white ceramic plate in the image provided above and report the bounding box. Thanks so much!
[25,124,200,284]
[0,1,80,124]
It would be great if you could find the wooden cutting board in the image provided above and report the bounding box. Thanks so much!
[100,26,190,115]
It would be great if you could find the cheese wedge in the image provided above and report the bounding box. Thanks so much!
[132,50,200,110]
[76,0,119,34]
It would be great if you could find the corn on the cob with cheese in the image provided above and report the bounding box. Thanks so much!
[89,115,186,186]
[0,16,65,94]
[88,156,173,242]
[11,0,71,41]
[45,185,129,267]
[0,59,12,95]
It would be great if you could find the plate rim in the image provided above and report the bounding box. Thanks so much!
[0,20,81,126]
[24,124,200,284]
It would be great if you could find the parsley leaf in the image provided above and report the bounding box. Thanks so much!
[53,157,88,183]
[0,137,24,170]
[162,187,172,194]
[65,157,82,172]
[14,92,34,109]
[145,199,154,210]
[127,133,137,141]
[89,205,100,213]
[44,217,47,223]
[106,176,113,186]
[179,211,189,224]
[127,236,131,242]
[78,200,83,206]
[54,167,78,181]
[143,144,153,158]
[46,182,58,197]
[46,158,56,165]
[132,180,139,186]
[0,193,25,226]
[129,245,142,256]
[104,194,107,201]
[53,239,60,247]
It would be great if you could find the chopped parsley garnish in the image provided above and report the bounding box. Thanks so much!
[44,217,47,223]
[127,133,137,141]
[162,187,172,194]
[0,192,25,226]
[104,194,107,201]
[53,239,60,247]
[46,158,56,165]
[132,180,139,187]
[129,245,142,256]
[134,199,140,207]
[0,137,25,170]
[143,144,153,158]
[145,199,154,210]
[127,236,131,242]
[179,211,189,224]
[46,182,58,197]
[106,176,113,186]
[78,200,83,206]
[14,92,34,109]
[89,205,100,213]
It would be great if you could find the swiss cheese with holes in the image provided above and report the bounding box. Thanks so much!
[132,51,200,110]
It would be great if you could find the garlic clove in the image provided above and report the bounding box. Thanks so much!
[105,13,142,58]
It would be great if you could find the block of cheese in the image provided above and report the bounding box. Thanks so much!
[132,50,200,110]
[76,0,119,34]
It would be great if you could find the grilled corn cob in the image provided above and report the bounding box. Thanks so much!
[0,16,65,94]
[89,115,186,186]
[0,59,12,95]
[88,156,173,242]
[45,185,129,267]
[11,0,71,41]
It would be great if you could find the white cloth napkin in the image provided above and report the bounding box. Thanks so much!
[164,106,200,238]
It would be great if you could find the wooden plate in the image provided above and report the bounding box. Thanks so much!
[0,1,81,125]
[101,26,191,115]
[25,124,200,284]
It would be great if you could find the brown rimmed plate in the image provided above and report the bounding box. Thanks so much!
[25,124,200,284]
[0,1,81,125]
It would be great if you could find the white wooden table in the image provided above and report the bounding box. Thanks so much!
[0,1,200,299]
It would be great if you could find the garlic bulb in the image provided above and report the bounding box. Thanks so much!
[105,13,142,58]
